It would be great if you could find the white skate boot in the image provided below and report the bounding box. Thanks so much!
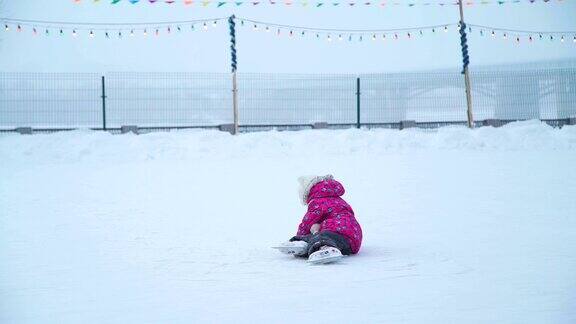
[307,246,343,264]
[272,241,309,256]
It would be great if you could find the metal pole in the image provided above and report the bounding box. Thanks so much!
[458,0,474,128]
[232,71,238,134]
[229,15,239,135]
[101,75,107,131]
[356,77,361,129]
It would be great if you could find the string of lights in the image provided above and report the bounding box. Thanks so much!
[237,18,576,43]
[73,0,569,7]
[0,17,226,36]
[466,23,576,43]
[1,16,575,43]
[237,17,457,41]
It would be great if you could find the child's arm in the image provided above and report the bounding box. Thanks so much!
[296,202,324,236]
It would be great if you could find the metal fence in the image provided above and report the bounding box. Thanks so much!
[1,67,575,132]
[0,73,103,129]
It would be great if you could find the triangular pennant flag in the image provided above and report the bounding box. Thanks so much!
[252,1,260,4]
[111,0,121,3]
[184,0,194,4]
[218,1,226,5]
[235,1,244,5]
[316,2,324,5]
[129,0,140,3]
[149,0,158,3]
[202,0,211,5]
[165,0,175,3]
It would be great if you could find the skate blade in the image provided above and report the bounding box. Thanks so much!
[307,255,343,265]
[271,247,306,255]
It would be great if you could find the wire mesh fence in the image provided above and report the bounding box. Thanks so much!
[105,72,232,128]
[238,73,357,126]
[0,73,102,129]
[470,68,576,121]
[361,72,469,123]
[0,68,575,132]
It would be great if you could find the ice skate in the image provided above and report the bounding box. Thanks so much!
[307,245,343,264]
[272,240,308,256]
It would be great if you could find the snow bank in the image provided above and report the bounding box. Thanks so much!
[0,121,575,323]
[1,121,575,165]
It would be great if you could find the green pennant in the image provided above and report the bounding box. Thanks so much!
[111,0,121,3]
[217,1,226,6]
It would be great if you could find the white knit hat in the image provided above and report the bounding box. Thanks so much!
[297,174,334,205]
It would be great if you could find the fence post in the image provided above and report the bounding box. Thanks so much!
[232,72,238,134]
[458,0,474,128]
[101,76,107,131]
[229,15,239,135]
[356,77,361,129]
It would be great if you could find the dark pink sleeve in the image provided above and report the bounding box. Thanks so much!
[296,202,324,236]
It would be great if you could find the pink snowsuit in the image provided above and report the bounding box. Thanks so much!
[296,179,362,254]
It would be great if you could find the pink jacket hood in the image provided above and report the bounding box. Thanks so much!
[307,179,346,203]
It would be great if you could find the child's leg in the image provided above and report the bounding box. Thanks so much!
[289,234,316,244]
[306,231,353,256]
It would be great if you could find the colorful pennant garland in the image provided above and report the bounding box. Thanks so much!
[72,0,568,6]
[2,17,575,45]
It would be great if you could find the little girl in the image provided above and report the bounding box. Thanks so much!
[280,175,362,263]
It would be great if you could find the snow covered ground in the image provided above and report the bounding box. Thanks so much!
[1,121,575,324]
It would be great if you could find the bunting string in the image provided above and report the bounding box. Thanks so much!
[72,0,569,7]
[1,16,575,44]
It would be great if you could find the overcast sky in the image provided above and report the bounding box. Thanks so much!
[0,0,575,73]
